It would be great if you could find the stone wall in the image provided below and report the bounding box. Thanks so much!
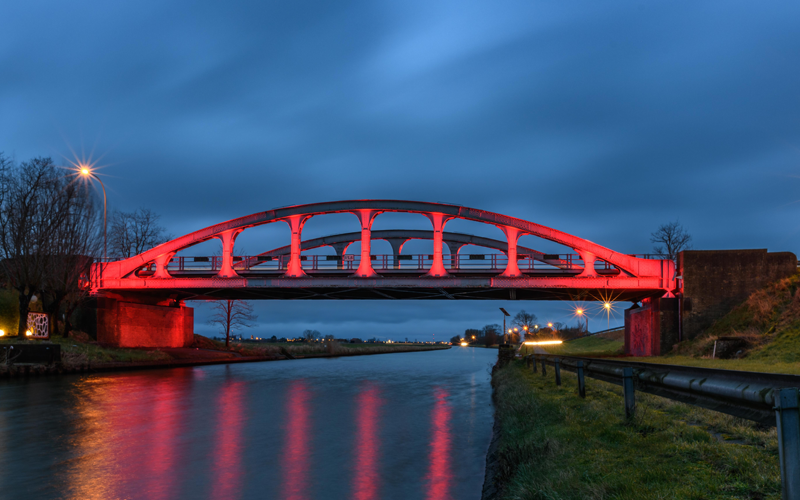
[97,297,194,348]
[679,249,797,340]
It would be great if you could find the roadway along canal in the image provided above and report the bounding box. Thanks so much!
[0,346,496,500]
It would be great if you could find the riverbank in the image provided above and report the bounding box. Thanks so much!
[483,357,780,500]
[0,335,450,378]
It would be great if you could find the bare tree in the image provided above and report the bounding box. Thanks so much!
[651,220,692,261]
[0,155,101,337]
[512,310,538,338]
[207,299,257,348]
[482,324,500,347]
[108,208,171,259]
[302,329,321,341]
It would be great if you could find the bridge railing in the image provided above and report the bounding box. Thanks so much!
[134,253,627,274]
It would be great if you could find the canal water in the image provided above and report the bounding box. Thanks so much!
[0,347,496,500]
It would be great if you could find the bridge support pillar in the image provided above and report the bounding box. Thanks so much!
[330,242,351,269]
[152,252,175,279]
[576,249,598,278]
[499,226,523,277]
[215,229,242,278]
[624,297,679,356]
[96,296,194,348]
[351,209,381,278]
[426,213,453,277]
[384,238,408,270]
[284,215,310,278]
[444,241,465,270]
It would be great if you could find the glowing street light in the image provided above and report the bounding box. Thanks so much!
[79,165,108,261]
[547,322,553,328]
[575,308,589,333]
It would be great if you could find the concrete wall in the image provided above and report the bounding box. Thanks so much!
[679,249,797,341]
[624,298,678,356]
[97,297,194,348]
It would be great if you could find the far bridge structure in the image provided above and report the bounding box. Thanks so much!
[90,200,678,348]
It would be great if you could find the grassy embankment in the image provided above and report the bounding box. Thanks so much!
[1,333,449,372]
[218,339,449,358]
[490,359,780,499]
[0,335,172,368]
[524,335,624,357]
[537,273,800,375]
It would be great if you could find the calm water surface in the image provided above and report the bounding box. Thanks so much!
[0,347,496,500]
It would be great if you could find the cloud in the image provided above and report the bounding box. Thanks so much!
[2,0,799,338]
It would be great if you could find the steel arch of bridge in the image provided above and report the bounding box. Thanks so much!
[92,200,675,302]
[239,230,574,270]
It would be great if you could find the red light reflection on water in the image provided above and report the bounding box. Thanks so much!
[425,387,452,500]
[211,380,246,500]
[146,378,180,500]
[281,380,311,500]
[67,371,190,499]
[352,383,382,500]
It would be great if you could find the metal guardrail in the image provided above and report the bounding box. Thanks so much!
[525,354,800,499]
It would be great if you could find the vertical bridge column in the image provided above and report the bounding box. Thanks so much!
[152,252,176,279]
[384,238,409,269]
[216,229,243,278]
[426,213,453,277]
[330,242,351,270]
[576,249,598,278]
[499,226,523,277]
[351,209,382,277]
[444,241,466,270]
[284,215,311,278]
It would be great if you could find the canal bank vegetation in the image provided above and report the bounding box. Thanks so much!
[488,360,780,499]
[0,334,171,370]
[195,335,450,358]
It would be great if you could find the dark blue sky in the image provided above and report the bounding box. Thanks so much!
[2,1,800,340]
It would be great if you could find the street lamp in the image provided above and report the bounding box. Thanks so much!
[575,308,589,333]
[80,166,107,261]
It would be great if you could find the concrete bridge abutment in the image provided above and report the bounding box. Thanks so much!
[625,249,797,356]
[95,294,194,348]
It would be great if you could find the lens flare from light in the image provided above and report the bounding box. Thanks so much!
[523,340,563,345]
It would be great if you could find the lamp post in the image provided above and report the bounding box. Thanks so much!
[499,307,510,344]
[80,167,107,261]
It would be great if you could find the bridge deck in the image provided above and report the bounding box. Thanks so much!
[95,274,664,302]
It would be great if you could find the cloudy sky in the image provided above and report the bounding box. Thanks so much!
[2,1,800,340]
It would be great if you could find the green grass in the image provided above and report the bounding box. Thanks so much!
[623,355,800,375]
[0,335,171,366]
[520,336,624,357]
[492,360,780,499]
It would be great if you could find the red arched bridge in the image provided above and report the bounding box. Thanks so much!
[90,200,675,347]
